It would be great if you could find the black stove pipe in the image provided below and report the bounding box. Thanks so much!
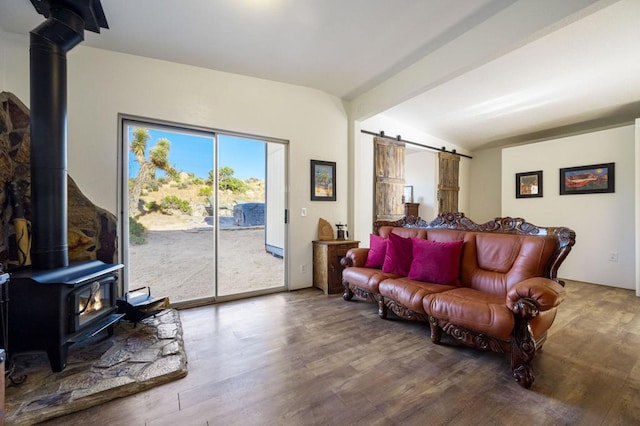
[29,5,85,270]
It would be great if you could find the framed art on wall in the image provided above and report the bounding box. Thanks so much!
[403,185,413,203]
[310,160,336,201]
[559,162,615,195]
[515,170,543,198]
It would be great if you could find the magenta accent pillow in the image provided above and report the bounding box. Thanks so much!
[382,233,413,275]
[364,234,388,268]
[408,238,464,285]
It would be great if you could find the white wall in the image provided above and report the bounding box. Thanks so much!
[405,149,437,220]
[352,114,470,246]
[0,29,29,102]
[502,125,636,289]
[468,147,502,222]
[266,143,286,256]
[2,33,349,291]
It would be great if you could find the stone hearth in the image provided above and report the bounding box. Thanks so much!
[5,309,188,425]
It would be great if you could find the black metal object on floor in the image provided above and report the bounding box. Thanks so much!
[117,287,170,324]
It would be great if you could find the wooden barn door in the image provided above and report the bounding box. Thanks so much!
[437,151,460,214]
[374,137,405,221]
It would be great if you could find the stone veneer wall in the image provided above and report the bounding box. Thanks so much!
[0,91,118,269]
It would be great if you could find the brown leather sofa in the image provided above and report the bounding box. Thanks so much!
[341,213,576,388]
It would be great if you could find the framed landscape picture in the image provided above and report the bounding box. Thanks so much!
[559,162,615,195]
[516,170,543,198]
[310,160,336,201]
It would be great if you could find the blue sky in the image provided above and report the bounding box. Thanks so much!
[128,127,266,180]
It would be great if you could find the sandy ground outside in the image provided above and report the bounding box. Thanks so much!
[129,212,284,303]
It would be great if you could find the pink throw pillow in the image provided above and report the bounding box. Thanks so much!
[382,233,413,275]
[364,234,388,268]
[408,238,464,285]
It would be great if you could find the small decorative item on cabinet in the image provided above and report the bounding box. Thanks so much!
[317,218,334,240]
[335,222,347,240]
[312,239,359,294]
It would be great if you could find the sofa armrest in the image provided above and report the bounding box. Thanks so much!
[506,277,566,312]
[340,248,370,268]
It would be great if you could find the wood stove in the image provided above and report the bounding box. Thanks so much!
[9,261,123,372]
[2,0,117,372]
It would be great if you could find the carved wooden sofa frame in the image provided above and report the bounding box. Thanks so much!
[341,212,576,388]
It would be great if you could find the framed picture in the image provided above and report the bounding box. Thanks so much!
[515,170,543,198]
[310,160,336,201]
[516,170,542,198]
[560,162,615,195]
[403,185,413,203]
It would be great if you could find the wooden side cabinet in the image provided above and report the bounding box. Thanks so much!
[313,240,359,294]
[404,202,419,217]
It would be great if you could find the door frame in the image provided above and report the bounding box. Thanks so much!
[117,114,289,306]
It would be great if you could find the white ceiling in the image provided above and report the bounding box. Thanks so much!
[1,0,638,151]
[383,0,640,151]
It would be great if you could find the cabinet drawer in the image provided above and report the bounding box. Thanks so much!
[333,246,351,258]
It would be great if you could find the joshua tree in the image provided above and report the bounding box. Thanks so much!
[315,168,332,191]
[207,166,249,193]
[128,127,176,216]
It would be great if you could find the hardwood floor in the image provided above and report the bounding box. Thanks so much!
[42,280,640,425]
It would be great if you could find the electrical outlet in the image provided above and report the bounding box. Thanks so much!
[300,264,307,273]
[609,252,619,262]
[301,208,307,217]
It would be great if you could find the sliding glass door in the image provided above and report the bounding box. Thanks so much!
[124,123,216,303]
[216,135,286,296]
[121,119,287,305]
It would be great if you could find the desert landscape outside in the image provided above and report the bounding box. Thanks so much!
[126,126,285,304]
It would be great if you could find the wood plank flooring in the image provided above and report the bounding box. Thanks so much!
[41,280,640,425]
